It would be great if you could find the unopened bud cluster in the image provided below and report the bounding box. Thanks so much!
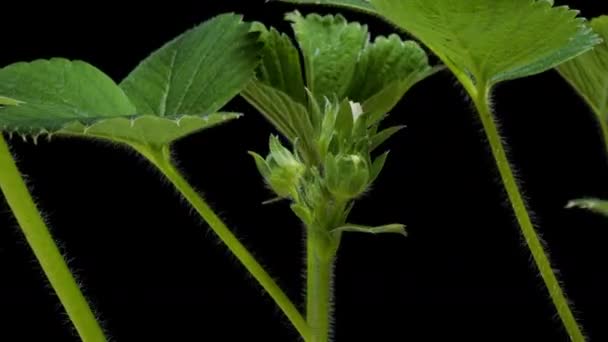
[251,100,386,231]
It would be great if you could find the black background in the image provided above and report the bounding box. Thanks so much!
[1,1,607,341]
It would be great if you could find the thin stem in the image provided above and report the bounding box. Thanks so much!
[473,87,585,341]
[306,229,335,342]
[135,144,310,341]
[0,136,106,342]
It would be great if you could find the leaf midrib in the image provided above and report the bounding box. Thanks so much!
[159,49,178,116]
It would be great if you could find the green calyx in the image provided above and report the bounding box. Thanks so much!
[325,152,370,201]
[250,135,306,199]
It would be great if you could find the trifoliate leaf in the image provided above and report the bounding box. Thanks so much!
[120,13,261,117]
[370,0,600,88]
[349,35,439,122]
[566,198,608,218]
[347,34,429,103]
[250,23,307,104]
[243,10,433,152]
[557,16,608,120]
[287,11,368,102]
[0,14,262,148]
[286,11,435,108]
[281,0,600,90]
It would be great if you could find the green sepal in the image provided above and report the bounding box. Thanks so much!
[0,96,24,106]
[370,151,389,184]
[334,99,355,144]
[291,203,314,227]
[248,151,272,179]
[370,125,405,151]
[257,135,306,199]
[566,198,608,218]
[330,223,407,237]
[270,135,299,168]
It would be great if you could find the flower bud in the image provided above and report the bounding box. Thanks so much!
[266,136,305,198]
[324,153,370,200]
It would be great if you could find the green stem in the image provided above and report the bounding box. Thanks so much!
[0,136,106,342]
[135,144,311,341]
[473,86,585,342]
[306,229,335,342]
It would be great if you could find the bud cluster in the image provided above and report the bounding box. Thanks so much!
[251,99,391,233]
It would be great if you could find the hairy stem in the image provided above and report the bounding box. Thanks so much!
[473,86,585,341]
[0,136,106,342]
[306,229,335,342]
[135,144,310,340]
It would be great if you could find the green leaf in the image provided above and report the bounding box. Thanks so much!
[276,0,376,14]
[283,1,600,89]
[241,80,306,143]
[0,14,261,147]
[347,34,430,103]
[370,124,405,151]
[249,150,272,179]
[369,0,600,88]
[120,13,261,117]
[251,23,307,104]
[566,198,608,217]
[362,66,443,125]
[287,11,368,101]
[348,34,440,121]
[244,10,433,151]
[557,16,608,120]
[0,58,136,134]
[369,150,389,183]
[330,223,406,236]
[59,113,241,147]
